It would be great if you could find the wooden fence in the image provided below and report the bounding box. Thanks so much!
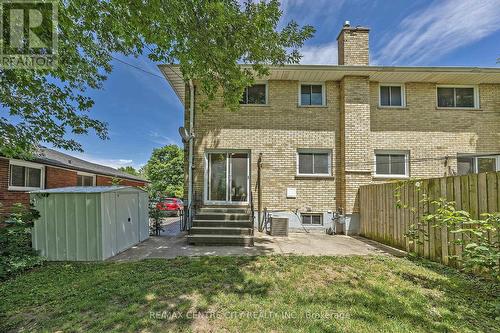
[359,171,500,266]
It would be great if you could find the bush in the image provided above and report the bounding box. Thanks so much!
[0,203,45,279]
[405,197,499,281]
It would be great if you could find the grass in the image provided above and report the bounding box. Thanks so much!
[0,255,498,332]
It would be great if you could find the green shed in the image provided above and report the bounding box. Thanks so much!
[30,186,149,261]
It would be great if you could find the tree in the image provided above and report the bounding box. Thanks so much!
[117,166,140,176]
[144,145,184,198]
[1,0,314,157]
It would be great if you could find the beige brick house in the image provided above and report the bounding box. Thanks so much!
[160,22,500,237]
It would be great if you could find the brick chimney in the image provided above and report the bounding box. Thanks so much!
[337,21,370,65]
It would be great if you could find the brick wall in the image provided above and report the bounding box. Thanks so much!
[337,27,369,66]
[0,158,29,216]
[96,175,146,187]
[46,166,78,188]
[187,80,500,219]
[188,80,339,213]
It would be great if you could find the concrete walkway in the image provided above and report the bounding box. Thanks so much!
[111,230,404,261]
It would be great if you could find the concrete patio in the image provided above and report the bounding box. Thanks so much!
[111,227,405,261]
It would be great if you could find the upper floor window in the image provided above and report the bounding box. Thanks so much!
[9,161,44,190]
[241,84,267,105]
[374,150,409,178]
[297,149,331,176]
[457,154,499,175]
[437,86,477,108]
[300,83,325,106]
[77,173,95,186]
[379,84,404,107]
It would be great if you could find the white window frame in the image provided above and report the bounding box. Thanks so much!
[373,150,410,179]
[296,149,332,177]
[436,85,479,109]
[298,82,326,107]
[77,172,96,186]
[378,83,405,108]
[457,154,500,174]
[8,160,45,191]
[240,81,268,105]
[475,155,500,173]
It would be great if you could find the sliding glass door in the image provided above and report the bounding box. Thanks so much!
[207,152,249,203]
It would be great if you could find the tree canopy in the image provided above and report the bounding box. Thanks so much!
[117,166,141,177]
[1,0,314,157]
[143,145,184,198]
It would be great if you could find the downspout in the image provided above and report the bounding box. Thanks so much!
[188,79,195,228]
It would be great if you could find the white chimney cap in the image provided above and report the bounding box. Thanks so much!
[344,20,351,27]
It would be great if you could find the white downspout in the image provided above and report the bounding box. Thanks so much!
[187,79,195,227]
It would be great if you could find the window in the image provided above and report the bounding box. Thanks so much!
[437,86,477,108]
[77,173,95,186]
[301,213,323,225]
[379,84,404,107]
[375,151,409,177]
[241,84,267,104]
[457,154,500,175]
[9,162,44,190]
[300,84,325,106]
[297,150,331,176]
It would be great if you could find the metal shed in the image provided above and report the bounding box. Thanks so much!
[30,186,149,261]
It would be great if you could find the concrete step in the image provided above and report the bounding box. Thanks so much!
[195,212,250,221]
[191,226,253,236]
[198,207,249,214]
[187,235,254,246]
[192,220,253,228]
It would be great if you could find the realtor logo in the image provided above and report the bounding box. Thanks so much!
[0,0,58,68]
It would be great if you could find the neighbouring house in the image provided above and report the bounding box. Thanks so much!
[0,147,148,216]
[159,21,500,244]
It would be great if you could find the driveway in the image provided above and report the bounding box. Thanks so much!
[111,230,405,261]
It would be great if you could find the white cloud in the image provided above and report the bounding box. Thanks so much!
[71,152,137,169]
[374,0,500,65]
[149,131,180,146]
[300,42,338,64]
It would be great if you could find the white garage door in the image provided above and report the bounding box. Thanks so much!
[116,193,140,253]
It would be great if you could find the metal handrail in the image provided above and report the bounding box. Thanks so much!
[249,190,255,233]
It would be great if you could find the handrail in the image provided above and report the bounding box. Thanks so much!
[249,190,255,234]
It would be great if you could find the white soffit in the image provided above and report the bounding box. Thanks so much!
[159,64,500,105]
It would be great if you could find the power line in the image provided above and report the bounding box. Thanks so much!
[110,55,165,79]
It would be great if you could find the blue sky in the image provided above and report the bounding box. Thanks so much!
[53,0,500,169]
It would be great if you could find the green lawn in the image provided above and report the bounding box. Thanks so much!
[0,255,498,333]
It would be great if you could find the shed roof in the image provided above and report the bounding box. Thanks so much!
[30,186,146,194]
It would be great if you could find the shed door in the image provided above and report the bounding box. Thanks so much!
[116,193,139,253]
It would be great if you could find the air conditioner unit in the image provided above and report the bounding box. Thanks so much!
[270,217,289,236]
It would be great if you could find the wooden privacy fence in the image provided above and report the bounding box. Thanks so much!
[359,171,500,266]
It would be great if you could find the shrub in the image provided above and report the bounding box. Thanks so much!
[0,203,45,279]
[405,197,499,281]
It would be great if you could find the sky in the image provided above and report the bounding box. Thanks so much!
[51,0,500,169]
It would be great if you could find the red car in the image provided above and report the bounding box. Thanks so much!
[156,198,184,216]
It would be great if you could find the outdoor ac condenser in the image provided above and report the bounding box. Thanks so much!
[270,217,289,236]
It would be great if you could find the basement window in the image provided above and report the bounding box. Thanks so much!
[297,150,331,176]
[301,213,323,225]
[9,161,44,191]
[374,151,409,178]
[300,83,325,106]
[437,86,477,108]
[240,84,267,105]
[379,84,404,107]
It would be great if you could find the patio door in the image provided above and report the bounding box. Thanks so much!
[207,152,249,203]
